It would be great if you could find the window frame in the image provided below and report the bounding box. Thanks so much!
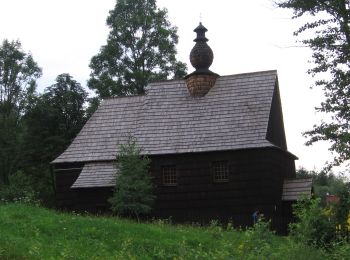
[162,165,177,186]
[212,161,229,183]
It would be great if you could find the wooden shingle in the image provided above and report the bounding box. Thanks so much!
[71,162,117,188]
[282,178,313,201]
[53,70,283,164]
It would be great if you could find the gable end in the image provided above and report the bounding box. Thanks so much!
[266,79,287,150]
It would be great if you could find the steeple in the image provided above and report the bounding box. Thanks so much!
[185,23,219,97]
[190,23,213,72]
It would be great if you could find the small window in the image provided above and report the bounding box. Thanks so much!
[162,166,177,186]
[212,161,229,183]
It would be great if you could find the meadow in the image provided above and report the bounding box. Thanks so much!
[0,203,341,259]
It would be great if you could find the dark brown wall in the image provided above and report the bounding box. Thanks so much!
[266,83,287,150]
[54,147,295,224]
[150,147,295,223]
[54,162,112,212]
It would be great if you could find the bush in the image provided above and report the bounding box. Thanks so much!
[290,197,336,248]
[237,218,276,258]
[329,239,350,260]
[0,171,39,205]
[109,135,155,220]
[333,183,350,237]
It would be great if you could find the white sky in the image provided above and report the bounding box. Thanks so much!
[0,0,342,173]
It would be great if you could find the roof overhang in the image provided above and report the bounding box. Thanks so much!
[282,178,313,201]
[71,162,117,188]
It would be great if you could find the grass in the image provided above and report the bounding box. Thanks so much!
[0,203,334,259]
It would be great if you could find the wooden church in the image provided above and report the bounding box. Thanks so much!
[52,23,312,230]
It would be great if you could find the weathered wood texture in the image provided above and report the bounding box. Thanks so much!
[53,71,281,164]
[54,162,112,212]
[266,82,287,150]
[54,147,295,225]
[150,148,295,224]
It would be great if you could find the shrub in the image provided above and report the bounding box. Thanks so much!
[109,135,155,220]
[237,218,276,258]
[289,197,336,248]
[0,171,39,205]
[329,239,350,260]
[333,183,350,237]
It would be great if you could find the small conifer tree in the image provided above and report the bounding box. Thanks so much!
[109,135,154,220]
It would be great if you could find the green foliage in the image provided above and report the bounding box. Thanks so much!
[0,42,87,206]
[329,240,350,260]
[89,0,187,98]
[237,219,277,258]
[109,136,155,219]
[0,39,41,185]
[290,197,337,248]
[19,73,88,206]
[0,203,330,259]
[276,0,350,168]
[0,171,39,205]
[23,73,88,164]
[296,168,348,204]
[85,96,100,119]
[0,39,42,115]
[292,172,350,250]
[333,183,350,236]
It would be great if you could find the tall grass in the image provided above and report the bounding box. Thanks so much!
[0,204,330,259]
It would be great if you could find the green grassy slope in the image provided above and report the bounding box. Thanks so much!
[0,204,326,259]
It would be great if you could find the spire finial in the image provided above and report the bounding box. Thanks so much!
[184,23,219,97]
[190,23,212,70]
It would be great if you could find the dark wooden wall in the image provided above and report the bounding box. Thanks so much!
[266,82,288,150]
[150,147,295,225]
[54,147,295,227]
[54,162,112,212]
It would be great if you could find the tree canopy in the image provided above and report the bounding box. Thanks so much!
[23,73,88,165]
[0,39,41,185]
[88,0,187,98]
[276,0,350,168]
[19,73,88,205]
[0,40,42,117]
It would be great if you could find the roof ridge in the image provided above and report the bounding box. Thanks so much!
[147,70,278,87]
[102,94,145,101]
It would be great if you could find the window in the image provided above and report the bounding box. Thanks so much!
[212,161,229,183]
[162,165,177,186]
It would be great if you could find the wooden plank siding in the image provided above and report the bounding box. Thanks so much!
[54,147,295,227]
[54,162,112,212]
[150,147,295,224]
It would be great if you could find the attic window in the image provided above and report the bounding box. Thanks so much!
[162,166,177,186]
[212,161,229,183]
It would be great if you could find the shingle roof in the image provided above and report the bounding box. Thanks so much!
[71,162,117,188]
[53,70,281,164]
[282,178,313,201]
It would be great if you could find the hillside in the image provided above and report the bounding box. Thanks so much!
[0,204,328,259]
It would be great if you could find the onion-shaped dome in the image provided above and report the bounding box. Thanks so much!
[189,23,214,72]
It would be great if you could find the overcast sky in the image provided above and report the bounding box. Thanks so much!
[0,0,340,173]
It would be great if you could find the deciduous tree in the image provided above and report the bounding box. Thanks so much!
[276,0,350,168]
[89,0,187,98]
[23,73,88,165]
[0,39,41,184]
[22,73,88,205]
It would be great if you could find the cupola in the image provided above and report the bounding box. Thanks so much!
[185,23,219,97]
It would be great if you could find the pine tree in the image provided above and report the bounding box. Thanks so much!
[109,135,155,220]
